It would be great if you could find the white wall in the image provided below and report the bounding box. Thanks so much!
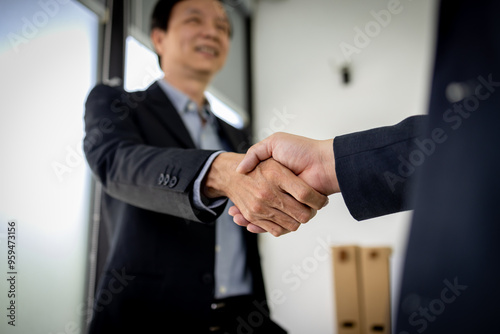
[253,0,439,333]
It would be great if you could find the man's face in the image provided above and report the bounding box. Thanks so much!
[153,0,231,78]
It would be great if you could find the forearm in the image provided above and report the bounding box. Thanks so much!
[88,145,221,221]
[334,115,429,220]
[84,84,223,222]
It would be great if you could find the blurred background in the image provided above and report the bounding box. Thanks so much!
[0,0,438,333]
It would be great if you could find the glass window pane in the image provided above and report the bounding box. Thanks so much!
[0,1,99,333]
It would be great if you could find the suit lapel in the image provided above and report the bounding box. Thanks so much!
[145,81,251,153]
[215,118,251,154]
[145,82,196,148]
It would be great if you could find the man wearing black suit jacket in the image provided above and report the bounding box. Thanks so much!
[83,0,327,333]
[233,0,500,332]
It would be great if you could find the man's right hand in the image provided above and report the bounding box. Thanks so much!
[237,132,340,196]
[203,152,329,236]
[229,132,341,236]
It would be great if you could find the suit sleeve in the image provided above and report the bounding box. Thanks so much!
[334,115,429,221]
[83,84,224,223]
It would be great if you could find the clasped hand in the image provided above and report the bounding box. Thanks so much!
[204,151,328,236]
[209,132,340,237]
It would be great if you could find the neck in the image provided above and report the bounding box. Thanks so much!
[163,70,211,108]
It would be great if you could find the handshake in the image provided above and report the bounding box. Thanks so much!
[203,132,340,237]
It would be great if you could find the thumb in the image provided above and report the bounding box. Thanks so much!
[236,140,273,174]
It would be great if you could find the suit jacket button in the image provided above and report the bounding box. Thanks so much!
[158,173,165,185]
[168,176,178,188]
[162,174,170,186]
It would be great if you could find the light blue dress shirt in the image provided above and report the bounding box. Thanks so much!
[156,79,253,299]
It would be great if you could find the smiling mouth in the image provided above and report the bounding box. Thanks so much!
[196,46,219,57]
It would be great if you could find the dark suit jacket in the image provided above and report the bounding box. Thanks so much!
[83,82,269,333]
[334,0,500,332]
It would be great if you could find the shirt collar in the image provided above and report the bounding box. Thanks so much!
[156,79,214,122]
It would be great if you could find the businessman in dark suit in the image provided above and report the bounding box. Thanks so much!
[233,0,500,332]
[83,0,327,333]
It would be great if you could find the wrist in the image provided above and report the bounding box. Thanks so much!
[203,152,242,199]
[320,139,340,195]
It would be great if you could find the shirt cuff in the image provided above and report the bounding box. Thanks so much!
[193,151,228,215]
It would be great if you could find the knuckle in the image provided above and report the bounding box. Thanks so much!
[297,209,313,224]
[264,211,277,222]
[249,201,264,214]
[295,187,313,203]
[270,227,284,237]
[241,207,256,221]
[289,222,300,232]
[279,216,300,231]
[260,168,277,180]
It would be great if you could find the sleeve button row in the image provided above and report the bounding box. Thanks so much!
[158,173,178,188]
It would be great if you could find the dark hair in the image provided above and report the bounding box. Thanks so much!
[150,0,232,68]
[150,0,184,34]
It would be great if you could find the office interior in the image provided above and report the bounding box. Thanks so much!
[0,0,438,333]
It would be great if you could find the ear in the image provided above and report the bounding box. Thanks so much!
[150,28,165,56]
